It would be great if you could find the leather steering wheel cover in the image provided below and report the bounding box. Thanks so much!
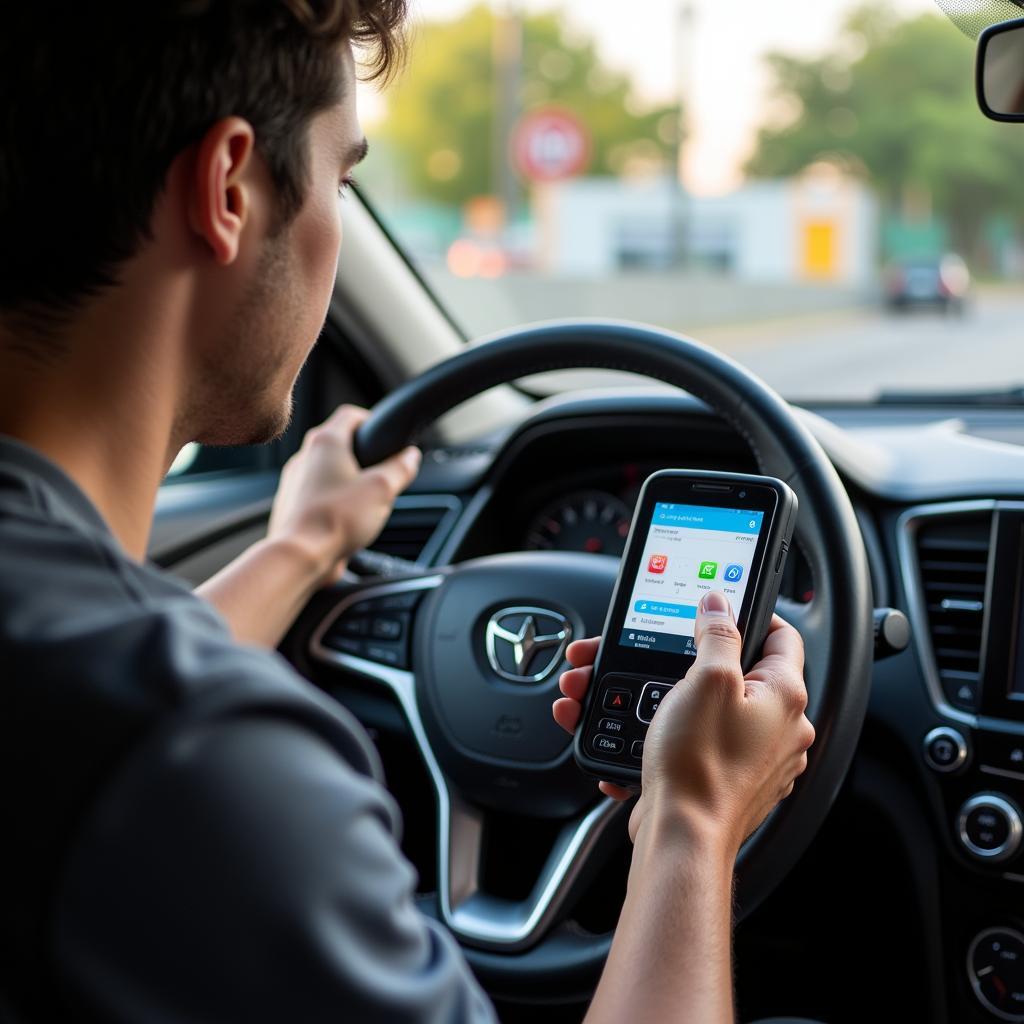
[356,319,873,974]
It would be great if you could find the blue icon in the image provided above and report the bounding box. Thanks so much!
[724,563,744,583]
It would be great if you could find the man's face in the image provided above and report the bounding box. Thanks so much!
[189,48,364,447]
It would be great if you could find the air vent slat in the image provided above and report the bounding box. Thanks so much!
[920,559,987,574]
[919,538,991,552]
[929,618,983,634]
[915,513,992,708]
[923,582,986,597]
[367,499,457,565]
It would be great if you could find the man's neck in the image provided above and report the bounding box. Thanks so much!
[0,284,190,561]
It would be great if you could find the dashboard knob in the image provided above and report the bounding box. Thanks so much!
[957,793,1023,863]
[873,607,910,660]
[923,726,968,773]
[968,927,1024,1021]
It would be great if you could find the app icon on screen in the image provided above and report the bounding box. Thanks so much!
[724,563,744,583]
[648,554,668,574]
[698,560,718,580]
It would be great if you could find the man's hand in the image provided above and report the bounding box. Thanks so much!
[553,591,815,856]
[559,592,815,1024]
[197,405,420,648]
[268,405,421,586]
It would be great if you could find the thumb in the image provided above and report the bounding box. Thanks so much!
[690,591,743,679]
[368,445,422,498]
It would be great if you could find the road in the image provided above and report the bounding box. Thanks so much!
[696,289,1023,401]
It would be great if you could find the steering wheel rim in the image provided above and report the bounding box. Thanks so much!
[317,319,872,994]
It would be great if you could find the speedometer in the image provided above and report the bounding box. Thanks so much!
[524,491,632,555]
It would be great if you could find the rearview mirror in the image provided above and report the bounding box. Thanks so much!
[978,16,1024,120]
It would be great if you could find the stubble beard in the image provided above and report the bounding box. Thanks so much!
[184,227,309,448]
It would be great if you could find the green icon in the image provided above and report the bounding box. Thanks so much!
[698,560,718,580]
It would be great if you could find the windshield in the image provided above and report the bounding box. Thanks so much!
[357,0,1024,402]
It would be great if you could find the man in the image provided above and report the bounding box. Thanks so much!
[0,2,814,1021]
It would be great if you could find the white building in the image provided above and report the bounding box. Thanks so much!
[534,164,878,288]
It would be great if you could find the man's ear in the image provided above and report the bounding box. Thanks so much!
[187,117,257,265]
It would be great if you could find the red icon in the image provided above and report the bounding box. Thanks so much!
[611,693,624,707]
[648,554,668,574]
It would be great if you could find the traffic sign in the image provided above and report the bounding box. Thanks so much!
[511,107,590,183]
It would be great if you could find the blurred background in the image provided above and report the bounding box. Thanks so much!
[354,0,1024,401]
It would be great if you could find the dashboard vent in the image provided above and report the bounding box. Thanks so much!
[915,513,992,708]
[368,496,460,565]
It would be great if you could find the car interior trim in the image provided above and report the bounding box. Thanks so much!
[898,499,998,730]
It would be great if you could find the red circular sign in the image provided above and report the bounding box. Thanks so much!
[511,108,590,183]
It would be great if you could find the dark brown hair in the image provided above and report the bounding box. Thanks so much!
[0,0,406,344]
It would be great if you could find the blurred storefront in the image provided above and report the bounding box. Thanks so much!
[534,163,878,287]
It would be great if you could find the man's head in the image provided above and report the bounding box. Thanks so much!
[0,0,405,446]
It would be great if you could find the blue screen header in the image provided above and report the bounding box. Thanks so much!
[652,502,763,534]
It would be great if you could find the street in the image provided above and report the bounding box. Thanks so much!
[437,271,1021,402]
[696,288,1024,401]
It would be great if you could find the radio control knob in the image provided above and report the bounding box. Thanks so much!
[923,726,968,773]
[957,793,1023,863]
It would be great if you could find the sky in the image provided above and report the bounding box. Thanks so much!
[360,0,953,195]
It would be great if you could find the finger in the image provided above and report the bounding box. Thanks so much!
[364,446,422,499]
[322,404,370,431]
[565,636,600,668]
[558,664,592,701]
[552,697,581,734]
[598,780,634,801]
[761,614,804,661]
[689,591,743,681]
[746,615,805,682]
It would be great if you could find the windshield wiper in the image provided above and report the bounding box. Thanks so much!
[876,385,1024,407]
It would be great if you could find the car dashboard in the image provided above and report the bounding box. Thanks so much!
[339,391,1024,1024]
[157,390,1024,1024]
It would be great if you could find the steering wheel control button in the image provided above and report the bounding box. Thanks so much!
[924,726,969,773]
[630,740,645,759]
[321,589,423,668]
[376,591,423,611]
[598,717,625,735]
[637,681,674,724]
[593,734,624,756]
[363,642,406,668]
[957,794,1024,863]
[336,617,370,637]
[324,636,367,657]
[602,688,631,713]
[370,616,405,641]
[968,927,1024,1022]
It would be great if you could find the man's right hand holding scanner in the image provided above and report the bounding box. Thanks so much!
[553,590,816,856]
[553,591,815,1022]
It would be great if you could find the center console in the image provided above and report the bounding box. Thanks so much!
[902,500,1024,1022]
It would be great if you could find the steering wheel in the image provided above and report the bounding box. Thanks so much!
[291,320,873,1001]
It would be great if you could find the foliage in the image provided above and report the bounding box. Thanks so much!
[373,4,681,208]
[745,2,1024,255]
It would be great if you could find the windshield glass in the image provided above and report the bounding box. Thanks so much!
[357,0,1024,402]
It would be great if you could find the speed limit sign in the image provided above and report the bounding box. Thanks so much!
[511,107,591,183]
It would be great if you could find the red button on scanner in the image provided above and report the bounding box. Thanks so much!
[602,688,631,713]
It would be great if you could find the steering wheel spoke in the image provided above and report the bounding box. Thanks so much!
[309,572,624,952]
[442,792,623,951]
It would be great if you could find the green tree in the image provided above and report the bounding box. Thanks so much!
[373,4,681,208]
[745,2,1024,258]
